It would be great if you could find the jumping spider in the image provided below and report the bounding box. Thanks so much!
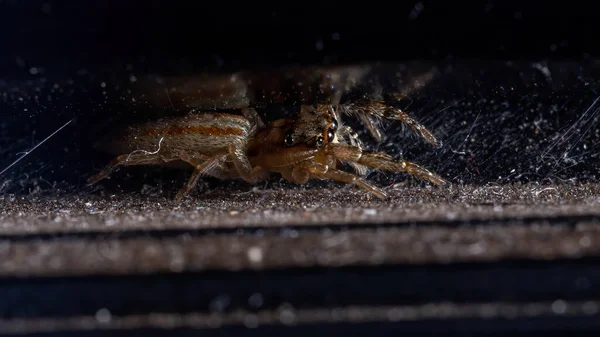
[88,102,448,199]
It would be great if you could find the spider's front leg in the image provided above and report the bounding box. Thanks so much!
[283,160,388,199]
[337,101,442,147]
[326,143,449,187]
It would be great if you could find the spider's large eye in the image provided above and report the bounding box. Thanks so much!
[327,129,335,142]
[315,136,324,146]
[284,132,294,146]
[330,118,338,132]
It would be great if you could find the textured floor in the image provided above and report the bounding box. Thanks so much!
[4,182,600,234]
[2,183,600,335]
[3,182,600,276]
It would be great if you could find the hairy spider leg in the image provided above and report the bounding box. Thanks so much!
[327,143,448,186]
[337,101,442,147]
[88,145,269,200]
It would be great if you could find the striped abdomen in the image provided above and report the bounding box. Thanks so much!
[106,112,253,157]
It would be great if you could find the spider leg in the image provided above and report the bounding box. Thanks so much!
[177,145,270,200]
[358,113,385,143]
[242,107,265,130]
[338,101,441,147]
[228,145,270,184]
[289,161,388,199]
[87,152,183,185]
[358,152,448,186]
[89,145,268,200]
[175,153,228,200]
[326,143,449,187]
[337,125,364,148]
[336,125,368,175]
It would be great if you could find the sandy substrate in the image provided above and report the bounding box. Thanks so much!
[2,183,600,276]
[2,183,600,335]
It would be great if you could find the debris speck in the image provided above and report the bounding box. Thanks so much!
[363,209,377,216]
[247,246,264,263]
[582,301,599,315]
[551,300,567,314]
[243,313,259,328]
[95,308,112,323]
[580,236,592,248]
[279,306,296,325]
[209,294,231,313]
[248,293,264,308]
[315,40,324,51]
[409,2,424,19]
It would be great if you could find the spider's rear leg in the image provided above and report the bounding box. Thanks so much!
[176,146,269,200]
[87,152,182,185]
[87,149,218,199]
[175,153,228,200]
[327,143,449,187]
[338,101,442,147]
[89,147,268,200]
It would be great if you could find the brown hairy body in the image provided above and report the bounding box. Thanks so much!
[88,104,448,200]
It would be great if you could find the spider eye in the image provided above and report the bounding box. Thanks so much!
[330,118,338,132]
[284,133,294,146]
[315,136,324,146]
[327,129,335,142]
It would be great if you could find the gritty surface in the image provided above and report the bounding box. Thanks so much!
[3,182,600,335]
[2,183,600,277]
[3,183,600,235]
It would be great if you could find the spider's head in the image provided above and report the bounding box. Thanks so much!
[283,104,338,148]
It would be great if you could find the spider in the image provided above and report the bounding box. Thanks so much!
[88,103,448,199]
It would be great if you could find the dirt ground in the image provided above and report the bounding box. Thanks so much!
[2,183,600,335]
[2,183,600,276]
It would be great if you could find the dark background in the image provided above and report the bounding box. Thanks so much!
[0,0,597,73]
